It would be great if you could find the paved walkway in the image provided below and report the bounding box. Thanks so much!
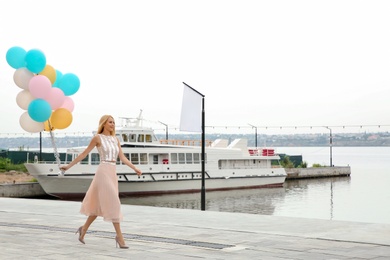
[1,197,390,259]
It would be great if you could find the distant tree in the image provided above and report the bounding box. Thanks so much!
[280,156,294,168]
[297,161,308,168]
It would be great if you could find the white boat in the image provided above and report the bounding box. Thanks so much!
[25,115,287,199]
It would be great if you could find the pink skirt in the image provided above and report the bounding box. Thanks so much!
[80,163,123,223]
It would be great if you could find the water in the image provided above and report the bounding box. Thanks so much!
[121,147,390,224]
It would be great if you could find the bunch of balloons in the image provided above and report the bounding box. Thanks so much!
[6,46,80,133]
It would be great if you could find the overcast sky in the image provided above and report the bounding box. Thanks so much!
[1,0,389,136]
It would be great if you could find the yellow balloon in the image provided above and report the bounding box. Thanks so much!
[39,64,56,84]
[44,120,55,131]
[51,108,73,129]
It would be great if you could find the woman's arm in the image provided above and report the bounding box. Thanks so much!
[117,138,142,176]
[60,135,100,171]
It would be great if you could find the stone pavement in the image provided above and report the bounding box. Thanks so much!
[1,197,390,259]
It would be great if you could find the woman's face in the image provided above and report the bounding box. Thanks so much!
[104,117,115,132]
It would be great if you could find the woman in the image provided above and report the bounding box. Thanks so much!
[60,115,142,249]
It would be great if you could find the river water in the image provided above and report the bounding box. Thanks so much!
[121,147,390,225]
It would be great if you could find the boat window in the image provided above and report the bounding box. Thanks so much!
[194,153,200,164]
[140,153,148,164]
[65,154,72,163]
[131,153,139,164]
[171,153,178,164]
[153,155,158,164]
[124,153,130,161]
[186,153,193,164]
[138,134,144,142]
[145,135,152,142]
[91,153,100,165]
[178,153,185,164]
[122,134,128,142]
[129,134,136,142]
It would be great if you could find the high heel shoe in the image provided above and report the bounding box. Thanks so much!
[115,236,129,249]
[75,226,85,244]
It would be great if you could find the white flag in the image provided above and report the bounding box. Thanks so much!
[180,84,203,132]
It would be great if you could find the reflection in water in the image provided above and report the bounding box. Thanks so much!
[121,187,286,215]
[276,176,351,221]
[121,176,352,220]
[34,147,390,224]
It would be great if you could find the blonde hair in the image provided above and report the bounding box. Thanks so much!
[97,115,116,136]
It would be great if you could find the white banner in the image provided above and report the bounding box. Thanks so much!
[180,84,202,132]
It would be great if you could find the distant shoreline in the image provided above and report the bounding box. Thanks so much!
[1,131,390,149]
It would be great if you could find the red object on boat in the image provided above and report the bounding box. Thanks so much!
[262,149,275,156]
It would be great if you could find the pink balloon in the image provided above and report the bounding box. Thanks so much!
[46,87,65,110]
[60,96,75,112]
[13,68,34,90]
[28,75,52,99]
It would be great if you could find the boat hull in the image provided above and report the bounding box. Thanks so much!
[25,162,286,199]
[33,174,286,199]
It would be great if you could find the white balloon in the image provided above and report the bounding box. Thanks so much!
[13,68,34,90]
[19,111,44,133]
[16,90,35,110]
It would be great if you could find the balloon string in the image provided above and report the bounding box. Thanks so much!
[48,121,64,176]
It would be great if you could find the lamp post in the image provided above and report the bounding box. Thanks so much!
[325,126,333,167]
[248,123,258,148]
[158,121,168,140]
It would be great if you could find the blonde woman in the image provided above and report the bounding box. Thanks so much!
[61,115,142,249]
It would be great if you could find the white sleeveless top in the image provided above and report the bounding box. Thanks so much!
[97,134,119,162]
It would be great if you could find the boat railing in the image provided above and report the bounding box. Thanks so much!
[33,161,60,165]
[159,139,213,146]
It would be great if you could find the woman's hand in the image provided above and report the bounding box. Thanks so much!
[60,165,69,171]
[134,168,142,176]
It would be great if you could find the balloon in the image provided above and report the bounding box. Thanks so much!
[13,68,34,90]
[53,70,63,87]
[19,111,44,133]
[39,64,56,84]
[16,89,35,110]
[25,49,46,73]
[57,73,80,96]
[44,120,55,131]
[46,87,65,110]
[51,108,73,129]
[6,46,26,69]
[28,99,52,122]
[29,75,52,99]
[60,96,75,112]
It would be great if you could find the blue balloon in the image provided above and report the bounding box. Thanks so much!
[53,70,63,87]
[6,46,26,69]
[58,73,80,96]
[25,49,46,73]
[28,99,52,122]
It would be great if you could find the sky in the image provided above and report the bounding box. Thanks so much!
[0,0,390,136]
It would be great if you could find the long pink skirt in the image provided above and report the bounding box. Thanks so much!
[80,163,123,223]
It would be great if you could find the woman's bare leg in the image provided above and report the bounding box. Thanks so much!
[113,222,126,245]
[81,215,97,240]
